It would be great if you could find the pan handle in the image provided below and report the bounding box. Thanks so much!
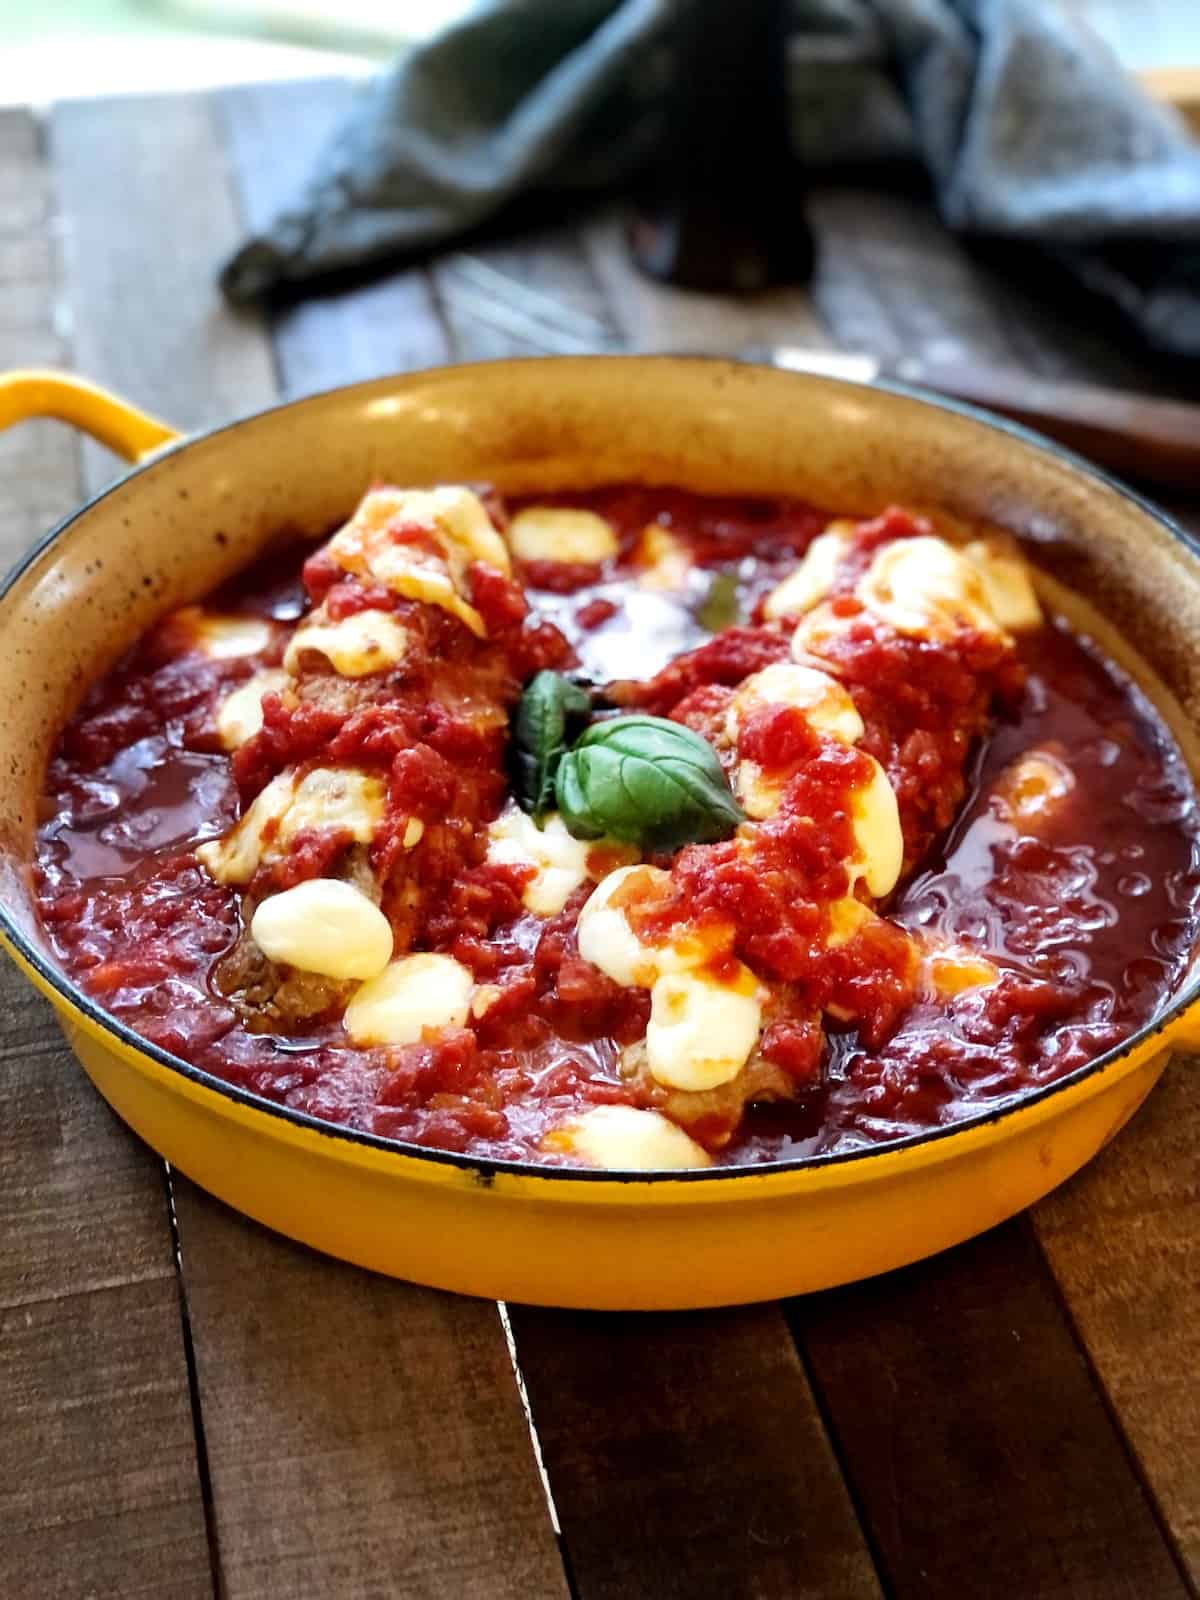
[0,369,180,463]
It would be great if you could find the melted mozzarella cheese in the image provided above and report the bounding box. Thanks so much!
[343,952,474,1046]
[250,878,392,981]
[283,610,409,678]
[824,895,873,949]
[734,760,784,821]
[920,940,1000,998]
[327,485,510,637]
[196,766,384,886]
[216,668,289,750]
[728,663,900,891]
[847,756,904,898]
[196,771,296,884]
[762,521,854,619]
[728,661,863,746]
[366,546,488,637]
[545,1104,712,1170]
[411,485,512,578]
[576,866,669,987]
[333,484,510,577]
[645,965,763,1092]
[175,608,274,659]
[278,768,385,849]
[964,538,1041,631]
[994,749,1075,823]
[859,536,1006,642]
[789,601,856,664]
[634,525,693,591]
[577,868,738,992]
[508,506,618,565]
[485,806,597,917]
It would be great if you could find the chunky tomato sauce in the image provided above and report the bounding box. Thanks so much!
[34,486,1200,1165]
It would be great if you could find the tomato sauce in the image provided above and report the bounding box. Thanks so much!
[34,487,1200,1165]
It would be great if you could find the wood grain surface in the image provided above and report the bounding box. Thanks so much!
[47,85,567,1600]
[0,105,213,1600]
[0,75,1196,1600]
[790,1220,1189,1599]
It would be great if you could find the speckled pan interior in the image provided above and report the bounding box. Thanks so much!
[3,356,1200,973]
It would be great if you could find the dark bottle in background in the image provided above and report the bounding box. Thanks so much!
[629,0,815,293]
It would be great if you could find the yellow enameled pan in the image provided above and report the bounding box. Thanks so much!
[1,357,1198,1310]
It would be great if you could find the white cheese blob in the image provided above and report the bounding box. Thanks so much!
[344,952,474,1046]
[964,538,1042,631]
[408,485,512,578]
[508,506,618,565]
[858,536,1006,642]
[824,896,873,949]
[730,662,865,821]
[634,525,693,591]
[485,805,598,917]
[577,866,733,989]
[734,760,785,822]
[196,771,296,884]
[919,938,1000,999]
[994,748,1075,824]
[327,485,509,637]
[251,878,392,981]
[216,668,289,750]
[278,767,385,849]
[645,966,763,1092]
[196,766,384,886]
[575,865,672,987]
[789,601,856,665]
[176,609,274,660]
[546,1104,712,1170]
[762,522,854,620]
[727,663,901,893]
[728,661,864,746]
[847,756,904,898]
[284,610,409,679]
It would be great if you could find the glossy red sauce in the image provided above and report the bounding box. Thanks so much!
[34,487,1200,1165]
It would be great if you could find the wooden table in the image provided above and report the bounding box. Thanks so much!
[2,79,1198,1600]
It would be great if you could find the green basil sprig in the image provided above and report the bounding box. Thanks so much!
[555,715,744,850]
[514,671,592,825]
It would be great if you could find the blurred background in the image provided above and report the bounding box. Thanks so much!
[1,0,1198,103]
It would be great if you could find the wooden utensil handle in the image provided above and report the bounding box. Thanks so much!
[895,361,1200,495]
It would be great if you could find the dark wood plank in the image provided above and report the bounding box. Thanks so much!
[179,1191,571,1599]
[1035,1060,1200,1583]
[0,999,215,1600]
[445,212,881,1600]
[804,206,1198,1596]
[789,1221,1189,1599]
[0,105,213,1600]
[51,85,569,1599]
[217,80,449,394]
[510,1304,882,1600]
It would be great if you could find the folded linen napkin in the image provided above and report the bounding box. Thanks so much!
[221,0,1200,358]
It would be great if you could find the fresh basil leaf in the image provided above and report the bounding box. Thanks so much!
[695,570,742,632]
[514,671,592,825]
[555,715,743,850]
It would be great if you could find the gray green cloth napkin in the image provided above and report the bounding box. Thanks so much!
[221,0,1200,358]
